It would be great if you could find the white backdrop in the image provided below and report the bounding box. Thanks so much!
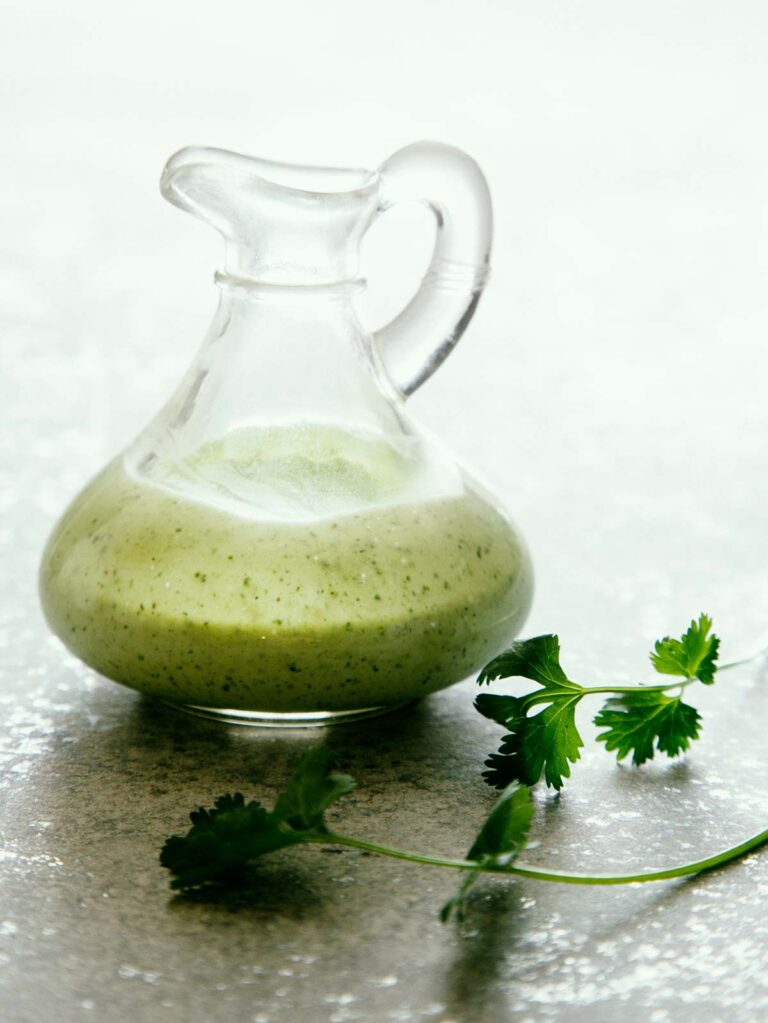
[4,0,768,673]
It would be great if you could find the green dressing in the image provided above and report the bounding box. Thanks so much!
[40,433,532,712]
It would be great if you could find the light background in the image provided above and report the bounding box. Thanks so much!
[3,2,768,668]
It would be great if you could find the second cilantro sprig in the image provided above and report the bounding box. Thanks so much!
[161,742,768,922]
[476,613,720,791]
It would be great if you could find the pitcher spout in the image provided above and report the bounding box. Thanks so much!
[161,146,380,285]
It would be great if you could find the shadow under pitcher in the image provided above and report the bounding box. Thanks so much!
[39,141,533,726]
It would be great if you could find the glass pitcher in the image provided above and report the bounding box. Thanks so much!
[39,142,533,725]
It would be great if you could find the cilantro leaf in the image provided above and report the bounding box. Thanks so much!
[650,613,720,685]
[479,634,576,690]
[466,781,534,864]
[273,747,356,831]
[441,782,533,921]
[161,748,355,891]
[476,635,585,790]
[474,693,522,729]
[160,793,302,890]
[481,697,584,790]
[594,691,702,766]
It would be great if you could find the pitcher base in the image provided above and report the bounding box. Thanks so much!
[160,699,412,728]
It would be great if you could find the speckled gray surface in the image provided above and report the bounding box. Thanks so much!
[5,3,768,1020]
[2,644,768,1023]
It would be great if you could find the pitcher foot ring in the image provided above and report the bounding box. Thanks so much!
[160,700,412,728]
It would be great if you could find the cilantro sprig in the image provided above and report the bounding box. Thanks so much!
[477,613,720,790]
[162,738,768,921]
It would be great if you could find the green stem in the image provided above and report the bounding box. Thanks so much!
[309,832,473,871]
[316,825,768,885]
[574,653,750,698]
[719,654,758,672]
[578,677,698,697]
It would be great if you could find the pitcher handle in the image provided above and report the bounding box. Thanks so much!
[372,142,492,397]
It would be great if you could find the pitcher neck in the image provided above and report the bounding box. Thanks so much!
[207,275,370,351]
[214,272,367,301]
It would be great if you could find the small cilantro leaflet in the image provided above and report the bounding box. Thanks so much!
[441,782,533,921]
[466,780,534,864]
[273,747,356,831]
[476,635,585,790]
[594,692,702,766]
[650,613,719,685]
[479,634,577,690]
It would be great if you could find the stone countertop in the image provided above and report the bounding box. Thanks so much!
[4,3,768,1020]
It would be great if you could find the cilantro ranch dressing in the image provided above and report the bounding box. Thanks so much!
[40,427,532,713]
